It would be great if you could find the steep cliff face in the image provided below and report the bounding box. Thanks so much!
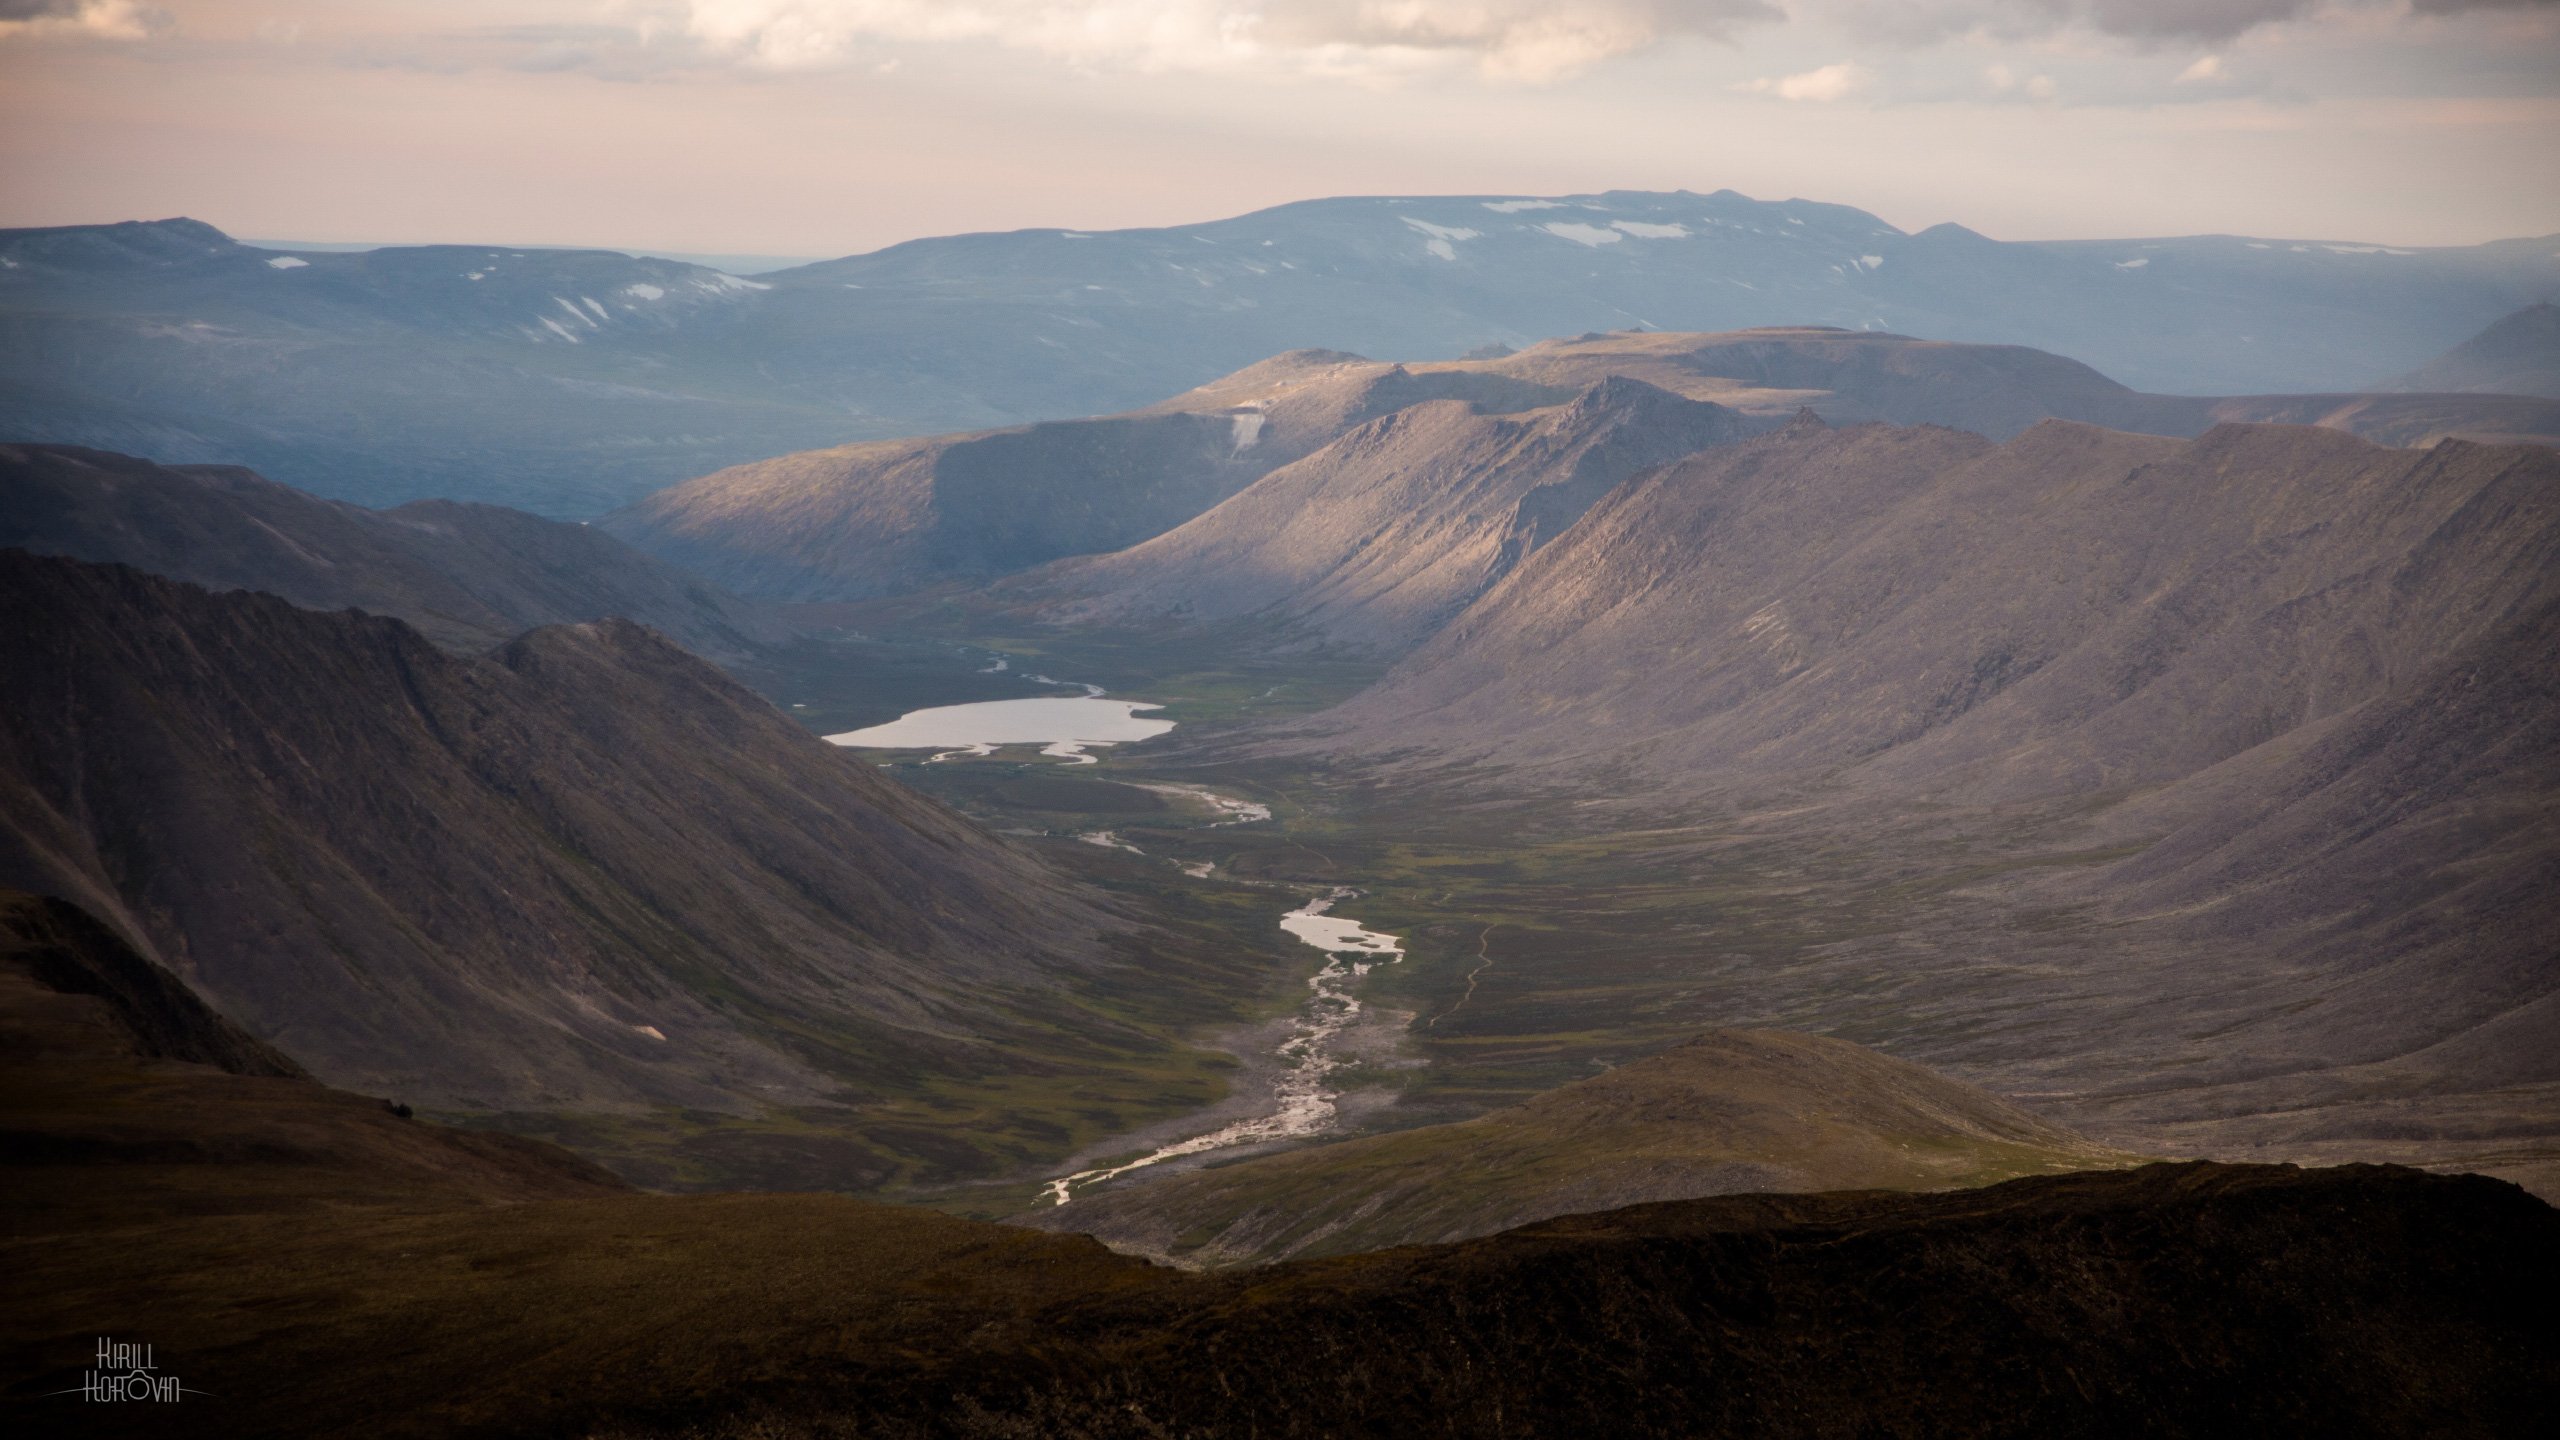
[0,551,1123,1116]
[0,444,782,658]
[1026,377,1750,655]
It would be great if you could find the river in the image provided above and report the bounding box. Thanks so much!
[825,670,1372,1205]
[1044,888,1402,1205]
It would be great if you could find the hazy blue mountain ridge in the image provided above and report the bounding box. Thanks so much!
[4,194,2553,516]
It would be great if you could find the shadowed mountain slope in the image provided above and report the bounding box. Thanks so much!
[1024,376,1749,654]
[1026,1029,2135,1267]
[2389,302,2560,398]
[1,889,627,1236]
[2,890,305,1085]
[609,328,2560,605]
[0,444,783,657]
[0,551,1137,1123]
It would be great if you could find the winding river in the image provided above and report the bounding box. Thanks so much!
[821,666,1391,1206]
[1044,888,1402,1205]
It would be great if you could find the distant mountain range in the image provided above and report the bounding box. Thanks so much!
[614,326,2560,608]
[599,347,1613,599]
[5,194,2554,514]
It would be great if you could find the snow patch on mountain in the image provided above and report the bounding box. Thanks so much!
[1543,222,1623,248]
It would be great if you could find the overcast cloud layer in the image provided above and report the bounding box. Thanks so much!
[1,0,2553,253]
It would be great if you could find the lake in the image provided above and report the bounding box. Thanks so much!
[824,696,1175,764]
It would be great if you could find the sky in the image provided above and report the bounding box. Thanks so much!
[2,1,2556,258]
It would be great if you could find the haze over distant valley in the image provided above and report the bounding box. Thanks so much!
[5,4,2557,1428]
[5,193,2555,516]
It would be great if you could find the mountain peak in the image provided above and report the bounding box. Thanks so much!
[2388,301,2560,397]
[0,215,240,269]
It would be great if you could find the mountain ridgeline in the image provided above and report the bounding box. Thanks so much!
[0,443,782,657]
[6,194,2556,514]
[605,327,2560,610]
[0,212,2553,1433]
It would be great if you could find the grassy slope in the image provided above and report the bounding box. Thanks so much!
[7,1160,2549,1439]
[5,919,2549,1438]
[1026,1029,2140,1266]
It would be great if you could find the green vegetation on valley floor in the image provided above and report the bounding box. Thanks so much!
[746,615,2174,1217]
[736,598,2560,1213]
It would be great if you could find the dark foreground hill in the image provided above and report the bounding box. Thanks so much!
[0,552,1292,1187]
[1026,1029,2137,1267]
[4,919,2552,1439]
[613,327,2560,607]
[7,898,2553,1437]
[0,444,782,657]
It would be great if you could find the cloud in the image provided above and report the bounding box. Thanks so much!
[678,1,1784,82]
[1978,61,2061,99]
[0,0,162,42]
[2175,53,2224,83]
[1741,58,1871,98]
[1803,1,2334,45]
[2411,0,2560,13]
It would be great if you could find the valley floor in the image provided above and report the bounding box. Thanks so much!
[761,606,2560,1213]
